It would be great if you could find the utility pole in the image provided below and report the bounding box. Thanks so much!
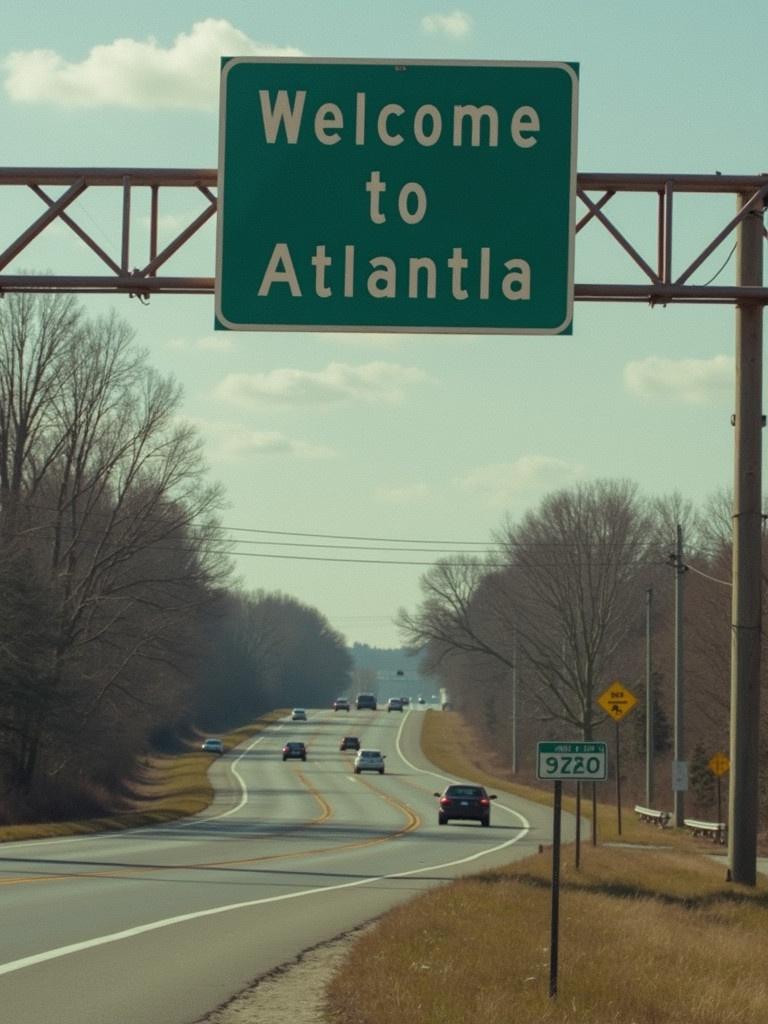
[511,629,519,775]
[671,525,687,827]
[729,192,764,887]
[645,587,654,807]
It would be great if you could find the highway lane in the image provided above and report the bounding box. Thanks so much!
[0,706,562,1024]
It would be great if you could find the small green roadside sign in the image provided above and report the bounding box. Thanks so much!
[216,57,578,334]
[537,741,607,781]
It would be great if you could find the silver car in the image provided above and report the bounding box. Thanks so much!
[201,738,224,754]
[354,749,386,774]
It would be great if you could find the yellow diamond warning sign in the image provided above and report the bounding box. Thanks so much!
[597,682,638,721]
[708,752,730,776]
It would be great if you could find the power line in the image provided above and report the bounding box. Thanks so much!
[208,538,501,555]
[220,525,491,545]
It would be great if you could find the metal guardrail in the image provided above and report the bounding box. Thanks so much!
[634,804,671,828]
[684,818,727,844]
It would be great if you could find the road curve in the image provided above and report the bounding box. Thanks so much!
[0,707,562,1024]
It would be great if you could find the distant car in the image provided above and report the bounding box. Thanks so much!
[434,784,496,826]
[333,698,350,711]
[339,736,361,751]
[387,697,403,712]
[282,741,307,761]
[354,749,386,774]
[291,708,307,721]
[201,738,224,755]
[400,696,410,706]
[356,693,377,710]
[417,695,426,704]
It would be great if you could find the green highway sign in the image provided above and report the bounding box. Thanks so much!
[216,58,578,334]
[536,742,607,781]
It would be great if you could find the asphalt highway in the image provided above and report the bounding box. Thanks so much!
[0,706,563,1024]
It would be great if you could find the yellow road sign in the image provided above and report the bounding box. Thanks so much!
[708,752,730,776]
[597,682,638,721]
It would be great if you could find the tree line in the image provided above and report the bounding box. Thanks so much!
[0,293,351,823]
[398,480,761,819]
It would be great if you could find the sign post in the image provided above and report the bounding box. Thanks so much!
[217,58,578,334]
[597,682,638,835]
[709,751,730,825]
[536,741,607,998]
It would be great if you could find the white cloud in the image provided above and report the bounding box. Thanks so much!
[197,335,235,352]
[3,19,303,110]
[214,362,427,408]
[309,330,481,349]
[189,418,335,460]
[624,354,733,403]
[222,429,335,460]
[421,10,473,37]
[168,334,234,353]
[455,455,582,507]
[374,483,431,504]
[309,331,405,350]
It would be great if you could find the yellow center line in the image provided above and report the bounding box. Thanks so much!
[0,755,422,887]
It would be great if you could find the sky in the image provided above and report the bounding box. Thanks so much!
[1,2,766,648]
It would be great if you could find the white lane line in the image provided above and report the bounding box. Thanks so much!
[208,733,271,820]
[0,710,532,977]
[3,723,287,850]
[0,824,527,978]
[394,710,531,832]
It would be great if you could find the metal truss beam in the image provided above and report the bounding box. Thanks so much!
[0,167,765,303]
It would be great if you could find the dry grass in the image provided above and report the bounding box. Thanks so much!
[0,710,287,843]
[327,847,768,1024]
[324,710,766,1023]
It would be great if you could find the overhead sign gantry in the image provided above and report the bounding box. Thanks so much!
[215,58,578,334]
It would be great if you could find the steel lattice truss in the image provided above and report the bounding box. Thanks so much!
[0,167,766,302]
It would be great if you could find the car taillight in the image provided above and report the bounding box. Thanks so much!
[479,798,490,806]
[440,796,451,805]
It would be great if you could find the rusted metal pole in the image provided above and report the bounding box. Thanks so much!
[645,586,654,806]
[728,193,764,887]
[673,524,686,828]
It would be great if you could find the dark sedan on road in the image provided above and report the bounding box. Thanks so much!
[434,784,496,826]
[282,741,307,761]
[339,736,361,751]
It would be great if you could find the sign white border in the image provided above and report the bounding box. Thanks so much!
[536,741,608,781]
[215,57,579,335]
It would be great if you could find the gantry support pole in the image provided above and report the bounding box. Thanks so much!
[728,193,765,886]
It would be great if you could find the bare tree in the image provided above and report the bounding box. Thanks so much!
[0,293,229,798]
[496,480,659,739]
[0,291,83,538]
[399,480,659,743]
[397,556,515,667]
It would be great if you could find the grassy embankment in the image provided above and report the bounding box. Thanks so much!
[325,710,768,1024]
[0,711,287,843]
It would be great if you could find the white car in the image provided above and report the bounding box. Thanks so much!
[291,708,307,721]
[201,738,224,754]
[387,697,403,712]
[354,749,386,774]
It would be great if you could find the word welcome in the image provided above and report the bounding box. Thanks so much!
[258,90,541,149]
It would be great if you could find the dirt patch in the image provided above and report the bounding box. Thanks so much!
[196,924,374,1024]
